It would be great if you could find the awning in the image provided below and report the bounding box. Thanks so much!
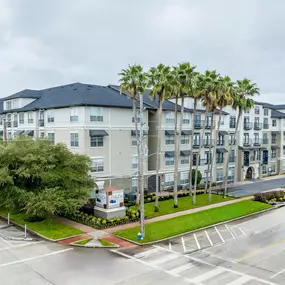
[271,146,280,150]
[23,130,34,136]
[89,130,109,137]
[14,130,25,135]
[131,130,147,136]
[165,130,175,136]
[219,131,228,135]
[180,150,191,156]
[272,131,281,135]
[181,130,192,135]
[216,148,228,153]
[165,151,175,157]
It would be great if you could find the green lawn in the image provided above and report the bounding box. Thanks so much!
[0,209,83,240]
[74,238,93,245]
[116,200,271,243]
[100,239,116,246]
[130,194,234,218]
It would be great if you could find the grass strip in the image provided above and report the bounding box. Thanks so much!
[100,239,116,246]
[0,208,83,240]
[74,238,93,245]
[131,194,234,218]
[115,200,271,243]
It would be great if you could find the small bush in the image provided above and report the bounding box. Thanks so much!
[254,190,285,204]
[211,182,217,187]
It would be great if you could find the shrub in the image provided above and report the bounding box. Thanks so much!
[191,169,202,186]
[211,182,217,187]
[254,190,285,204]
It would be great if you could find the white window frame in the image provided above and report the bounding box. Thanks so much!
[70,107,79,122]
[180,171,189,184]
[272,119,277,127]
[19,113,24,124]
[165,156,174,166]
[28,112,33,124]
[264,108,269,116]
[271,163,276,173]
[216,168,223,183]
[132,178,138,192]
[183,113,190,124]
[181,156,189,165]
[90,136,104,147]
[164,173,174,186]
[47,132,55,144]
[132,155,138,169]
[228,166,235,184]
[165,112,175,124]
[5,101,12,110]
[181,135,189,145]
[254,106,260,115]
[132,136,137,146]
[70,132,79,147]
[91,157,104,172]
[165,135,174,145]
[47,110,55,123]
[40,132,45,138]
[90,107,103,122]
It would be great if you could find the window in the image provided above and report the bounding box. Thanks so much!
[253,150,259,161]
[271,149,277,159]
[183,113,190,124]
[228,166,235,184]
[28,112,33,124]
[8,132,12,140]
[13,100,18,109]
[165,156,174,166]
[91,158,104,172]
[230,116,236,128]
[181,135,189,144]
[272,119,277,127]
[216,152,224,164]
[193,153,199,166]
[217,134,224,146]
[283,147,285,156]
[132,156,138,169]
[47,110,54,123]
[244,108,250,114]
[264,108,269,116]
[180,172,189,184]
[205,151,212,164]
[165,135,174,145]
[5,101,12,110]
[254,133,259,143]
[254,106,260,115]
[47,133,55,144]
[271,163,276,173]
[229,134,235,145]
[132,178,138,192]
[229,151,235,162]
[193,134,200,146]
[19,113,24,124]
[40,132,45,138]
[7,114,11,127]
[132,136,137,146]
[70,133,79,147]
[262,165,267,174]
[164,173,174,186]
[216,168,223,183]
[204,134,211,146]
[181,156,189,164]
[90,107,103,122]
[13,114,18,127]
[166,112,175,124]
[70,108,79,122]
[90,136,103,147]
[263,118,269,129]
[272,134,277,144]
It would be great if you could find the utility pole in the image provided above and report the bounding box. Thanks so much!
[139,92,145,238]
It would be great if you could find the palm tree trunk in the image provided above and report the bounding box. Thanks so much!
[193,104,209,204]
[155,95,163,212]
[173,94,179,208]
[206,112,215,200]
[134,95,141,206]
[224,108,242,197]
[209,109,222,201]
[189,99,197,196]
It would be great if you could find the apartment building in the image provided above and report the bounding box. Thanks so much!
[0,82,285,196]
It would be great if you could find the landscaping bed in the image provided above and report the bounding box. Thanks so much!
[114,200,272,243]
[0,209,83,240]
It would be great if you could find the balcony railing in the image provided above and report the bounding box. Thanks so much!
[204,139,214,148]
[194,120,203,129]
[253,139,262,146]
[217,140,225,146]
[254,123,262,130]
[263,123,269,129]
[272,139,277,145]
[7,121,11,128]
[13,121,18,127]
[205,121,215,129]
[230,122,236,129]
[229,139,236,146]
[193,141,201,148]
[263,139,269,144]
[216,158,224,164]
[243,139,252,147]
[39,119,45,127]
[244,122,253,130]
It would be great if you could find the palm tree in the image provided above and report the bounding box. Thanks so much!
[119,65,148,205]
[208,76,234,201]
[148,64,172,212]
[224,78,259,197]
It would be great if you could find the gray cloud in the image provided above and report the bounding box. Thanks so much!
[0,0,284,103]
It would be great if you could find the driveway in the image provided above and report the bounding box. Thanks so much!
[228,177,285,197]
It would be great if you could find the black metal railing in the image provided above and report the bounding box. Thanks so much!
[263,123,269,129]
[230,122,236,129]
[194,120,203,129]
[262,139,269,144]
[253,139,262,146]
[254,123,262,130]
[39,119,45,127]
[243,139,252,147]
[244,122,253,130]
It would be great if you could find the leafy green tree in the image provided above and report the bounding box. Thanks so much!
[191,169,202,186]
[0,137,95,219]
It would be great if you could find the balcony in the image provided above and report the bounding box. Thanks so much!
[7,121,11,128]
[13,121,18,127]
[253,139,262,146]
[204,139,214,148]
[217,140,225,146]
[205,121,215,129]
[193,158,206,166]
[194,120,203,129]
[216,158,224,164]
[254,123,262,130]
[244,122,253,130]
[193,141,201,148]
[230,122,236,129]
[263,139,269,144]
[39,119,45,127]
[243,139,252,147]
[229,156,236,163]
[263,123,269,129]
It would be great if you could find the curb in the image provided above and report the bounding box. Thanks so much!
[71,242,119,249]
[115,205,280,246]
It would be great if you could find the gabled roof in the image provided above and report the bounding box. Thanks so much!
[271,109,285,118]
[4,89,41,100]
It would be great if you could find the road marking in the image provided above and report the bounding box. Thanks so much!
[134,247,161,258]
[270,268,285,279]
[204,230,213,246]
[0,237,13,247]
[181,237,186,252]
[225,224,236,239]
[169,242,172,251]
[169,262,196,274]
[0,248,73,268]
[202,250,237,264]
[193,234,201,250]
[150,253,178,266]
[239,227,246,236]
[190,267,225,283]
[215,226,225,243]
[0,241,44,252]
[227,275,252,284]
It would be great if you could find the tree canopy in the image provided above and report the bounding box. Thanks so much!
[0,137,95,219]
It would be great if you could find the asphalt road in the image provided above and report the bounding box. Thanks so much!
[228,177,285,197]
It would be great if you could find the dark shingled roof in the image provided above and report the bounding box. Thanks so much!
[4,89,41,100]
[271,109,285,118]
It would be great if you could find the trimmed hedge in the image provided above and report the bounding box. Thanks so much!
[254,190,285,204]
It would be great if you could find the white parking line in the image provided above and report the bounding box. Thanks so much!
[181,237,186,252]
[0,241,44,252]
[239,227,246,236]
[270,267,285,279]
[190,267,225,283]
[204,230,213,246]
[0,248,73,268]
[225,225,236,239]
[0,237,13,247]
[135,247,161,258]
[215,226,225,243]
[169,242,172,251]
[193,233,201,250]
[227,275,252,284]
[169,262,196,274]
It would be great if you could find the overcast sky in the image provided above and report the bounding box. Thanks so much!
[0,0,284,102]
